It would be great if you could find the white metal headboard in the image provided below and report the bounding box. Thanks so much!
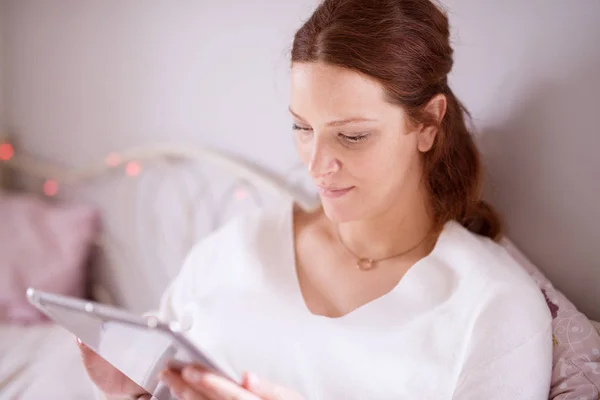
[0,138,318,312]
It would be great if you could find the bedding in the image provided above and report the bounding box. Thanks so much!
[0,193,99,323]
[502,239,600,399]
[593,320,600,335]
[0,322,97,399]
[0,192,102,399]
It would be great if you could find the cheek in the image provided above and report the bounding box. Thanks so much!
[296,139,312,166]
[358,138,419,186]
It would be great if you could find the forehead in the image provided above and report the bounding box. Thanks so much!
[290,62,390,118]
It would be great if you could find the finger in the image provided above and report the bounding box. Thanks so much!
[75,337,94,353]
[161,370,197,400]
[161,369,211,400]
[76,339,98,360]
[75,337,89,353]
[76,340,102,367]
[181,366,260,400]
[242,372,304,400]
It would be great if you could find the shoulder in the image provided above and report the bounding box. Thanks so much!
[176,200,293,280]
[193,199,292,248]
[436,220,550,312]
[435,222,552,367]
[210,200,293,252]
[434,221,544,296]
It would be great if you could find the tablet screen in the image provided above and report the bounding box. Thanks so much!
[27,290,229,399]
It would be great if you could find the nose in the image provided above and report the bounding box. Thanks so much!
[308,137,340,179]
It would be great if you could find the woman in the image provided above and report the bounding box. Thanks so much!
[80,0,553,398]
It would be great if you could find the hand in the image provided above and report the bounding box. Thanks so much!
[76,337,147,397]
[160,365,305,400]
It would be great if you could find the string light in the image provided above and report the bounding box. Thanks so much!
[125,161,141,177]
[4,145,278,204]
[0,143,14,161]
[0,142,315,210]
[235,187,247,200]
[105,152,121,167]
[43,179,59,197]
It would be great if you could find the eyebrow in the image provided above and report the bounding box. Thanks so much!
[288,107,376,127]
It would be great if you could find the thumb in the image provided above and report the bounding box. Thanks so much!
[242,372,304,400]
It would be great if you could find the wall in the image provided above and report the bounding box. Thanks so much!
[444,0,600,319]
[1,0,323,169]
[1,0,599,318]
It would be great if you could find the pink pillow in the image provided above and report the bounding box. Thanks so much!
[0,193,99,324]
[501,238,600,399]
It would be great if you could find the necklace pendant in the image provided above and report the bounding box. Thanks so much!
[357,258,376,271]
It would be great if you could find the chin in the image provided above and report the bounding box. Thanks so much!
[320,196,365,223]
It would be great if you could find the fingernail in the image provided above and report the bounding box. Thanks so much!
[75,337,83,345]
[182,367,203,383]
[160,373,171,384]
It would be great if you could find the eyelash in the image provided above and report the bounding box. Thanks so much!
[341,133,369,143]
[292,124,370,143]
[292,123,310,131]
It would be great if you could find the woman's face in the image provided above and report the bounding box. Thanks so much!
[290,62,429,223]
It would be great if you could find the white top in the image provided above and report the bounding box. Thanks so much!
[154,201,553,399]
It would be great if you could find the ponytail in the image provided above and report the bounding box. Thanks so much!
[424,86,503,240]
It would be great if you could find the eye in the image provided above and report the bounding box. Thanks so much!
[339,133,370,143]
[292,123,311,131]
[292,123,313,143]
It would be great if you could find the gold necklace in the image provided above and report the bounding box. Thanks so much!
[334,225,433,271]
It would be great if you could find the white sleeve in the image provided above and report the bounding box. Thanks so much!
[453,284,553,400]
[149,209,259,323]
[142,270,190,323]
[143,236,215,323]
[453,324,552,399]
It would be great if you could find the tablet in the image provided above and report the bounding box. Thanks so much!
[26,288,237,400]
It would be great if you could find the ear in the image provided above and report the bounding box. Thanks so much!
[417,94,447,153]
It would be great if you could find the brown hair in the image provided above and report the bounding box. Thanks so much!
[291,0,502,240]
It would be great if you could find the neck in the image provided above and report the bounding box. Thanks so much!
[334,186,434,262]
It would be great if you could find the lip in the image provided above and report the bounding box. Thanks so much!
[317,185,354,199]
